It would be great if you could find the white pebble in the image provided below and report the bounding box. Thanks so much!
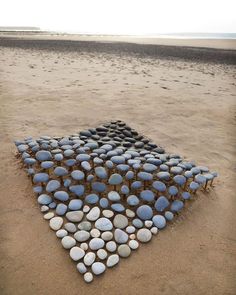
[101,231,113,241]
[49,217,63,231]
[145,220,153,228]
[126,209,135,218]
[84,252,96,266]
[97,249,107,260]
[150,227,159,235]
[106,241,117,252]
[129,240,139,250]
[130,234,136,240]
[41,205,49,212]
[61,236,76,249]
[102,209,114,218]
[56,229,68,238]
[90,228,100,238]
[77,262,87,274]
[84,272,93,283]
[126,226,135,234]
[80,242,88,251]
[44,212,54,220]
[69,246,85,261]
[83,205,90,213]
[106,254,119,268]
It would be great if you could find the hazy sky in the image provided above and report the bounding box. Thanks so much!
[0,0,235,34]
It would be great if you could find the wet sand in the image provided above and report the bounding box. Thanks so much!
[0,35,236,295]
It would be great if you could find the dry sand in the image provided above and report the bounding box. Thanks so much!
[0,35,236,295]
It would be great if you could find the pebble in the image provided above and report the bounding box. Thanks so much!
[97,249,107,260]
[56,229,68,238]
[92,262,106,275]
[113,214,129,229]
[99,198,109,208]
[90,228,101,238]
[80,243,88,251]
[145,220,153,228]
[56,203,67,216]
[74,230,90,242]
[106,241,117,252]
[136,205,153,220]
[101,231,113,241]
[61,236,76,249]
[89,238,105,250]
[108,191,121,202]
[129,240,139,250]
[155,196,170,212]
[64,223,77,233]
[85,193,99,204]
[102,210,114,218]
[49,217,63,230]
[114,229,128,244]
[130,234,136,240]
[170,200,184,212]
[150,227,159,235]
[95,217,113,231]
[77,262,87,274]
[137,228,152,243]
[46,180,60,192]
[127,195,140,206]
[140,190,155,202]
[95,167,107,179]
[126,226,135,234]
[66,211,84,222]
[44,212,54,220]
[38,194,52,205]
[78,221,92,231]
[126,209,135,218]
[132,218,143,228]
[84,272,93,283]
[54,191,69,202]
[86,206,100,221]
[118,244,131,258]
[84,252,96,266]
[106,254,120,268]
[165,211,174,221]
[70,246,85,261]
[41,205,49,212]
[111,203,125,212]
[68,199,83,210]
[152,215,166,229]
[108,173,123,185]
[83,205,90,213]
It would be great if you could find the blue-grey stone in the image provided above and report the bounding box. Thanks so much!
[56,203,68,215]
[133,163,141,170]
[54,154,63,161]
[92,182,106,193]
[49,202,57,209]
[182,191,191,200]
[121,185,129,195]
[168,186,178,196]
[131,181,142,190]
[195,174,206,184]
[127,195,139,206]
[157,172,170,181]
[136,205,153,220]
[152,215,166,229]
[108,173,123,185]
[86,174,94,182]
[64,149,74,157]
[22,152,30,159]
[33,173,49,183]
[94,157,104,165]
[189,181,200,191]
[95,167,107,179]
[154,196,170,212]
[170,166,183,175]
[54,167,68,177]
[117,164,130,172]
[132,218,143,228]
[65,159,76,167]
[17,144,29,153]
[46,180,60,192]
[114,229,128,244]
[138,172,153,181]
[64,178,71,187]
[68,199,83,210]
[165,211,174,221]
[170,200,184,212]
[100,144,113,151]
[142,163,157,172]
[27,168,35,175]
[81,161,91,171]
[146,158,162,166]
[125,171,134,180]
[85,193,99,204]
[184,171,193,179]
[140,190,155,202]
[54,191,69,201]
[191,167,201,175]
[76,154,91,162]
[111,203,125,212]
[38,194,52,205]
[41,161,54,169]
[69,185,85,197]
[99,198,109,208]
[159,164,169,171]
[108,191,120,202]
[33,186,43,194]
[24,158,36,165]
[84,142,98,149]
[95,218,113,231]
[173,175,186,186]
[152,181,166,192]
[105,160,113,169]
[204,173,214,180]
[110,156,126,164]
[71,170,85,181]
[35,150,52,161]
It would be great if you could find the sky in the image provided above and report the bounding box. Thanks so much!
[0,0,235,34]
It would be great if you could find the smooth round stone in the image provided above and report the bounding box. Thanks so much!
[68,199,83,210]
[17,144,29,153]
[76,154,90,162]
[170,200,184,212]
[92,262,106,275]
[99,198,109,208]
[107,254,119,268]
[77,262,87,274]
[150,227,159,235]
[86,207,101,221]
[152,215,166,229]
[126,226,135,234]
[54,191,69,202]
[84,252,96,266]
[41,161,54,169]
[83,205,90,213]
[137,228,152,243]
[157,172,170,181]
[56,229,68,238]
[95,217,113,231]
[110,156,126,164]
[85,193,99,204]
[108,191,121,202]
[38,194,52,205]
[105,160,114,169]
[184,171,193,178]
[145,220,153,228]
[137,172,153,181]
[61,236,76,249]
[126,209,135,218]
[118,244,131,258]
[154,196,170,212]
[113,214,128,229]
[140,190,155,202]
[64,178,71,187]
[44,212,54,220]
[173,175,186,186]
[102,210,114,218]
[64,149,74,157]
[69,185,85,197]
[129,240,139,250]
[49,217,63,230]
[121,185,129,195]
[114,229,128,244]
[204,173,214,180]
[84,272,93,283]
[81,161,91,171]
[131,181,142,190]
[49,202,57,209]
[101,231,113,241]
[127,195,140,206]
[56,203,67,216]
[132,218,143,228]
[170,166,183,175]
[90,229,100,238]
[130,234,136,240]
[36,150,52,161]
[91,182,106,193]
[70,246,85,261]
[78,221,92,231]
[54,154,63,161]
[33,173,49,183]
[168,186,178,196]
[191,167,201,175]
[46,180,60,193]
[74,230,90,242]
[95,167,108,179]
[66,211,84,222]
[34,186,42,194]
[136,205,153,220]
[108,173,123,185]
[24,157,36,166]
[97,249,107,260]
[106,241,117,252]
[111,203,125,212]
[182,192,191,200]
[41,205,49,212]
[80,243,88,251]
[143,163,157,172]
[195,174,206,184]
[71,170,85,181]
[152,181,166,192]
[165,211,174,221]
[125,171,134,180]
[89,238,105,250]
[54,167,68,176]
[64,223,77,233]
[87,174,94,182]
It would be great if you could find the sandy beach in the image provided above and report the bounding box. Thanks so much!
[0,34,236,295]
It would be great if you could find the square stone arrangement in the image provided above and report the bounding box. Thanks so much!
[14,120,217,283]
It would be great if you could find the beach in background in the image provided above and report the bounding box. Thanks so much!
[0,33,236,295]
